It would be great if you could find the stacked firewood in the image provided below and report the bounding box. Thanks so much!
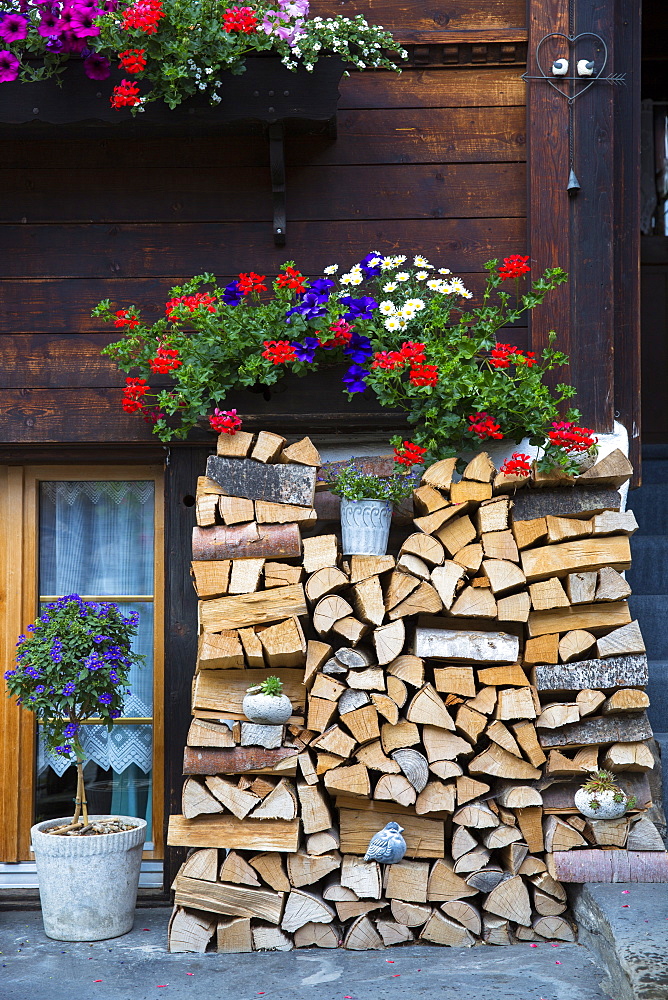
[167,435,666,953]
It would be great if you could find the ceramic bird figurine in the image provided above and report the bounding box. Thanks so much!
[577,59,595,76]
[551,58,569,76]
[363,822,407,864]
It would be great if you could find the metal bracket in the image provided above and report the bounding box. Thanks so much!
[268,121,286,247]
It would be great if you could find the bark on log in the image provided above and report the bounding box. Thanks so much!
[192,523,302,561]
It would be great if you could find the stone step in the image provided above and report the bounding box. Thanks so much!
[646,663,668,732]
[627,537,668,592]
[628,596,668,658]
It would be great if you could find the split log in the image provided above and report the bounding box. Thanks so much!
[595,566,632,602]
[240,723,284,750]
[524,634,559,665]
[463,451,496,482]
[602,741,655,771]
[336,900,385,921]
[413,483,449,515]
[511,485,621,521]
[248,853,290,892]
[627,816,665,851]
[228,559,264,596]
[251,779,298,821]
[332,615,371,644]
[192,667,304,718]
[310,673,346,703]
[206,454,315,504]
[293,923,340,948]
[338,807,444,859]
[193,522,302,562]
[543,816,587,852]
[168,907,217,953]
[346,667,385,691]
[191,560,231,599]
[311,726,356,758]
[205,777,260,819]
[527,600,632,639]
[456,776,490,806]
[187,718,236,749]
[343,915,384,950]
[531,915,576,941]
[387,655,424,687]
[453,543,484,573]
[485,721,522,758]
[173,875,284,923]
[386,675,408,709]
[576,689,606,717]
[303,535,339,574]
[312,595,353,635]
[482,558,526,595]
[397,553,431,579]
[441,900,482,936]
[482,915,512,946]
[390,899,432,927]
[384,570,420,612]
[182,778,225,820]
[238,627,265,668]
[500,842,529,875]
[219,852,261,887]
[466,687,497,716]
[465,868,503,891]
[546,747,598,778]
[324,763,370,798]
[400,532,446,566]
[307,697,337,734]
[389,580,443,619]
[483,825,523,850]
[305,566,349,605]
[588,817,629,847]
[196,493,219,527]
[496,785,542,809]
[512,516,548,550]
[349,555,395,584]
[356,741,401,774]
[255,501,316,527]
[197,631,245,671]
[373,620,405,665]
[216,915,253,953]
[450,585,497,619]
[391,748,429,791]
[509,721,547,767]
[406,683,455,731]
[532,653,648,692]
[199,584,307,633]
[476,497,510,533]
[259,617,306,669]
[495,687,537,723]
[341,856,382,899]
[559,629,596,663]
[381,720,421,755]
[385,859,430,903]
[252,926,293,951]
[430,563,466,609]
[341,704,380,744]
[422,726,473,763]
[469,744,542,780]
[565,570,598,604]
[370,693,399,726]
[545,514,592,543]
[181,849,218,883]
[217,496,255,527]
[414,622,519,664]
[529,578,570,611]
[453,802,498,829]
[536,703,580,729]
[455,705,487,744]
[602,689,650,714]
[538,712,653,749]
[436,515,477,556]
[521,536,632,583]
[422,457,457,490]
[596,620,646,658]
[532,889,567,916]
[483,876,531,926]
[374,773,417,808]
[350,576,386,628]
[375,920,414,946]
[578,449,633,488]
[434,666,476,698]
[306,829,340,855]
[481,530,519,563]
[250,430,286,463]
[451,481,492,504]
[420,910,475,946]
[416,781,456,814]
[281,436,321,466]
[286,853,341,889]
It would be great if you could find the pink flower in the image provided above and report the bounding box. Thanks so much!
[0,49,19,82]
[0,14,28,43]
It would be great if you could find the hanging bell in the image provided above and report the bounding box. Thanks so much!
[567,168,581,196]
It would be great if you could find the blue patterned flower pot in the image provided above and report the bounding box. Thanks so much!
[340,498,392,556]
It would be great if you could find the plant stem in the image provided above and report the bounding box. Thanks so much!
[74,755,88,826]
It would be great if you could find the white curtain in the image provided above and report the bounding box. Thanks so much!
[36,481,155,784]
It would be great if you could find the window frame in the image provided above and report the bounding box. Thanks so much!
[0,464,164,862]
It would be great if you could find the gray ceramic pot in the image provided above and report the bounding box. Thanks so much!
[340,498,392,556]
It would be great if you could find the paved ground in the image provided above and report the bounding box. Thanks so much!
[0,908,613,1000]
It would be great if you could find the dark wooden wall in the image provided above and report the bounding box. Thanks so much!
[0,0,528,445]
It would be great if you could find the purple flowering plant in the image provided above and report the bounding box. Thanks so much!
[5,595,142,824]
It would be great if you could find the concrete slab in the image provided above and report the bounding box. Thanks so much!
[0,907,612,1000]
[570,883,668,1000]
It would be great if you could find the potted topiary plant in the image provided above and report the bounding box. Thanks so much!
[326,460,419,556]
[574,770,636,820]
[242,675,293,725]
[4,594,145,942]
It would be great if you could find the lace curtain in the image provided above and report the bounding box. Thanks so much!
[36,481,155,782]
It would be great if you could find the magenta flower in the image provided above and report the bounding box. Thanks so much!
[0,14,28,43]
[70,6,100,36]
[83,51,109,79]
[0,49,19,82]
[37,9,60,35]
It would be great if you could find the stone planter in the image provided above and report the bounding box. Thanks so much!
[574,788,629,820]
[242,692,293,725]
[340,498,392,556]
[31,815,146,941]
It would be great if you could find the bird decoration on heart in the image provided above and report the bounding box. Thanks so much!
[577,59,595,76]
[551,58,569,76]
[363,822,407,864]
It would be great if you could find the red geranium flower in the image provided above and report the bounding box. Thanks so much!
[238,272,267,295]
[393,441,428,467]
[209,408,242,435]
[223,6,258,32]
[114,309,139,329]
[110,79,141,108]
[121,0,164,32]
[409,363,438,387]
[122,377,148,413]
[547,421,597,454]
[398,341,426,363]
[499,452,532,478]
[119,48,147,73]
[490,343,537,368]
[499,255,531,281]
[371,351,405,370]
[319,319,354,348]
[276,266,306,294]
[468,412,503,440]
[165,292,217,321]
[149,347,182,374]
[262,340,296,364]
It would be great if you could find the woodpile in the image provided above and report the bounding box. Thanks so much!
[167,438,665,953]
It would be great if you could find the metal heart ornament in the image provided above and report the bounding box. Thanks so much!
[534,32,608,101]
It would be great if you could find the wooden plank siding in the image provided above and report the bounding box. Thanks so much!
[0,15,528,443]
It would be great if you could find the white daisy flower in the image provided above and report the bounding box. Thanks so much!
[405,298,426,311]
[415,271,429,281]
[438,267,452,275]
[413,255,433,268]
[383,282,398,292]
[379,301,396,316]
[427,279,446,292]
[380,257,396,270]
[395,272,410,282]
[400,306,417,320]
[323,264,339,274]
[392,255,407,265]
[340,271,363,286]
[461,289,473,299]
[397,318,408,329]
[367,256,382,268]
[384,317,402,331]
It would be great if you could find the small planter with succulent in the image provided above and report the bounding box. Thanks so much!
[4,595,145,941]
[325,461,417,556]
[98,250,598,477]
[243,675,293,725]
[574,770,637,820]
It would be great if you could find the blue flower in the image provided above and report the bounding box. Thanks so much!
[25,665,41,679]
[285,291,328,322]
[98,693,113,705]
[63,722,79,738]
[35,685,45,694]
[358,252,383,277]
[110,709,121,719]
[222,280,243,306]
[84,652,103,671]
[307,277,334,297]
[62,682,76,696]
[339,295,379,321]
[292,337,320,363]
[344,332,373,364]
[109,670,119,684]
[55,744,72,755]
[342,365,369,394]
[4,670,15,679]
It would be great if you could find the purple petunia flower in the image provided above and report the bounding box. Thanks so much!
[342,364,369,394]
[4,669,15,679]
[0,14,28,42]
[222,279,243,306]
[109,670,119,683]
[292,336,319,363]
[285,291,328,322]
[98,692,113,705]
[70,6,100,37]
[307,278,334,298]
[339,295,379,321]
[37,9,60,34]
[344,332,373,364]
